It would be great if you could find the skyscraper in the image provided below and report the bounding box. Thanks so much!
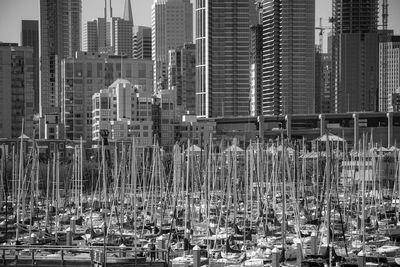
[249,3,263,117]
[196,0,258,118]
[152,0,193,91]
[168,43,196,115]
[331,0,379,113]
[39,0,82,118]
[0,45,35,138]
[261,0,315,116]
[133,26,152,60]
[21,20,39,114]
[379,35,400,112]
[110,0,134,57]
[83,20,98,52]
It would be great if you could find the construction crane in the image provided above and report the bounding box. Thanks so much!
[315,18,332,53]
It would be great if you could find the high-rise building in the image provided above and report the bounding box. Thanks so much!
[0,45,35,138]
[61,51,153,141]
[92,79,153,145]
[39,0,82,118]
[379,35,400,112]
[249,3,263,117]
[331,0,379,113]
[21,20,39,114]
[152,0,193,91]
[261,0,315,116]
[195,0,258,118]
[168,43,196,115]
[133,26,152,60]
[97,17,111,53]
[315,50,332,114]
[112,18,133,57]
[83,20,98,52]
[109,0,134,57]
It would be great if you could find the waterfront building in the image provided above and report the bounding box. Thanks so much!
[261,0,315,116]
[61,51,153,141]
[331,0,379,113]
[196,0,259,118]
[21,20,39,115]
[152,0,193,92]
[168,43,196,115]
[379,35,400,112]
[133,26,152,60]
[0,45,35,138]
[92,79,153,146]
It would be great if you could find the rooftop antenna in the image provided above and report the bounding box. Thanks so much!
[109,0,113,18]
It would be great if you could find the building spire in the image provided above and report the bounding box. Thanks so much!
[123,0,133,22]
[109,0,113,18]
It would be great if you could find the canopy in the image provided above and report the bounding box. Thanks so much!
[18,134,30,139]
[186,144,203,152]
[224,144,244,153]
[315,133,346,142]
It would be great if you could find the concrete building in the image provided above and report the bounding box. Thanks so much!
[195,0,258,118]
[133,26,152,60]
[83,20,98,53]
[261,0,315,116]
[21,20,39,115]
[331,0,379,113]
[152,0,193,91]
[39,0,82,117]
[92,79,153,146]
[379,35,400,112]
[168,43,196,115]
[0,45,35,138]
[61,51,153,141]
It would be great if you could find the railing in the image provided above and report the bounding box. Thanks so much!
[0,245,168,266]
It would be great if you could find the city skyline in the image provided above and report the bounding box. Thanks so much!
[2,0,400,50]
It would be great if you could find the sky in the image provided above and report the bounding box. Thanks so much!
[0,0,400,50]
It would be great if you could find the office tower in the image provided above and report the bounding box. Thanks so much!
[168,43,196,115]
[92,79,153,145]
[97,17,111,53]
[152,0,193,91]
[109,0,134,57]
[39,0,82,118]
[83,20,98,52]
[61,52,153,141]
[112,18,133,57]
[195,0,258,118]
[261,0,315,116]
[133,26,152,60]
[331,0,379,113]
[0,45,35,138]
[21,20,39,114]
[379,35,400,112]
